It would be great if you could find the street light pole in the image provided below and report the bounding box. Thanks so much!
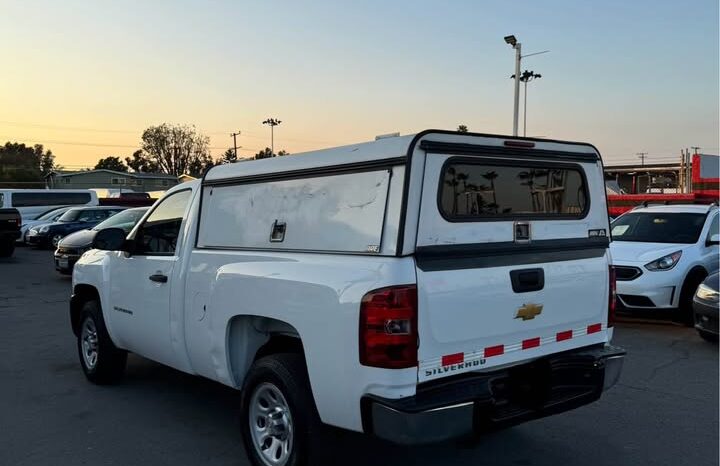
[513,43,522,136]
[262,118,282,156]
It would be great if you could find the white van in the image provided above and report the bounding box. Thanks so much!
[0,189,98,221]
[72,130,624,466]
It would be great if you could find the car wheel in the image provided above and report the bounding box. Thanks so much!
[240,353,322,466]
[77,300,127,384]
[51,234,64,248]
[698,329,718,343]
[0,240,15,257]
[677,270,708,326]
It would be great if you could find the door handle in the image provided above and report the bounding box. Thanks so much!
[510,268,544,293]
[149,273,168,283]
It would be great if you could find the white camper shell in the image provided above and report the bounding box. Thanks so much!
[71,130,624,466]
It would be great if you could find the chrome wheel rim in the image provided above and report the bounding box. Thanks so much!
[52,235,63,247]
[80,317,99,370]
[249,382,294,466]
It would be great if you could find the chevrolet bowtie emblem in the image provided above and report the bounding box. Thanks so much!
[515,303,543,321]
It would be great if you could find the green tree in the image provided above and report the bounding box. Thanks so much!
[457,125,468,133]
[277,150,289,156]
[95,156,128,172]
[0,142,56,187]
[255,147,288,159]
[140,123,214,176]
[124,149,158,173]
[220,148,238,164]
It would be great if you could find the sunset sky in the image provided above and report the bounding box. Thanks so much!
[1,0,718,169]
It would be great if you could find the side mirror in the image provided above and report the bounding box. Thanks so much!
[92,228,129,251]
[707,233,720,246]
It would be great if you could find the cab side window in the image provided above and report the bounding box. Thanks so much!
[133,190,192,256]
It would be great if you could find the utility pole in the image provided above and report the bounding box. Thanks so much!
[637,152,648,167]
[262,118,282,156]
[231,131,241,160]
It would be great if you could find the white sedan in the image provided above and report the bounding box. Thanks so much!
[610,204,719,322]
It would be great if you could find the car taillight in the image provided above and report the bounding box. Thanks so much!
[608,266,616,327]
[359,284,418,369]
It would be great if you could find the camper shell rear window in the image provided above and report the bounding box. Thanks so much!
[438,158,589,221]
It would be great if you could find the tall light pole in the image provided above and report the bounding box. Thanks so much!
[262,118,282,156]
[505,35,549,137]
[505,35,521,136]
[522,70,541,137]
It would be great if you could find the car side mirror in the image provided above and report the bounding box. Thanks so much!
[92,228,131,252]
[707,233,720,246]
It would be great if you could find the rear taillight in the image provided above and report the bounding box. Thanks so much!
[359,285,418,369]
[608,266,616,327]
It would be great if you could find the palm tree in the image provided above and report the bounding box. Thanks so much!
[482,170,499,214]
[517,169,539,212]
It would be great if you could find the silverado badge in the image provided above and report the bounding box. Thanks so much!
[515,303,543,321]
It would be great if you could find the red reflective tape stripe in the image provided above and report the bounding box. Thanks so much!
[556,330,573,341]
[587,323,602,334]
[441,352,464,366]
[484,345,504,357]
[522,337,541,349]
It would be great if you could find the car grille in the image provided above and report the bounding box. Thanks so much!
[56,247,81,255]
[615,266,643,281]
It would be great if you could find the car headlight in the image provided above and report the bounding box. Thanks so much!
[644,251,682,271]
[39,225,50,233]
[696,283,719,302]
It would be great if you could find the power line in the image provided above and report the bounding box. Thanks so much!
[0,136,260,152]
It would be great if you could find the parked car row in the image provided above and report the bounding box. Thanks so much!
[610,204,719,341]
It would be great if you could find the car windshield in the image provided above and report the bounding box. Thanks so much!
[37,207,67,221]
[58,209,82,222]
[611,212,707,244]
[93,209,147,232]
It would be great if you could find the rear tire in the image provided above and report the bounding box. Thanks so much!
[240,353,322,466]
[676,270,707,326]
[77,300,127,384]
[0,240,15,257]
[698,329,718,343]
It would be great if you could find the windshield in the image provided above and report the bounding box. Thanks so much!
[93,209,147,232]
[37,207,67,221]
[611,212,707,244]
[58,209,81,222]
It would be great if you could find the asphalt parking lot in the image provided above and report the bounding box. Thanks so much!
[1,247,718,466]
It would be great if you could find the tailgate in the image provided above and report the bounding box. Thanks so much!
[414,148,611,383]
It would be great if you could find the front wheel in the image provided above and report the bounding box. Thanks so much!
[51,234,64,249]
[77,300,127,384]
[240,353,322,466]
[0,240,15,257]
[677,270,707,326]
[698,329,718,343]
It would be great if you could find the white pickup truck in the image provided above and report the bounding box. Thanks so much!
[71,130,625,466]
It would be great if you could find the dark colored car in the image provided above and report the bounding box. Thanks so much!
[0,208,21,257]
[54,207,149,274]
[26,206,125,249]
[693,272,719,342]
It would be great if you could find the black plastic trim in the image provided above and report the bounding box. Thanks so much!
[436,157,591,222]
[415,237,609,271]
[510,268,545,293]
[420,140,600,162]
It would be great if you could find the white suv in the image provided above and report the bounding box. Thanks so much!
[610,204,719,321]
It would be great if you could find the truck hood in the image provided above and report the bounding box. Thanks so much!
[610,241,687,263]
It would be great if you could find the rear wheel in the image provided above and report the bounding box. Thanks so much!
[677,270,707,326]
[77,300,127,384]
[240,353,322,466]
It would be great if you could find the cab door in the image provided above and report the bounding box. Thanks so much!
[107,189,193,367]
